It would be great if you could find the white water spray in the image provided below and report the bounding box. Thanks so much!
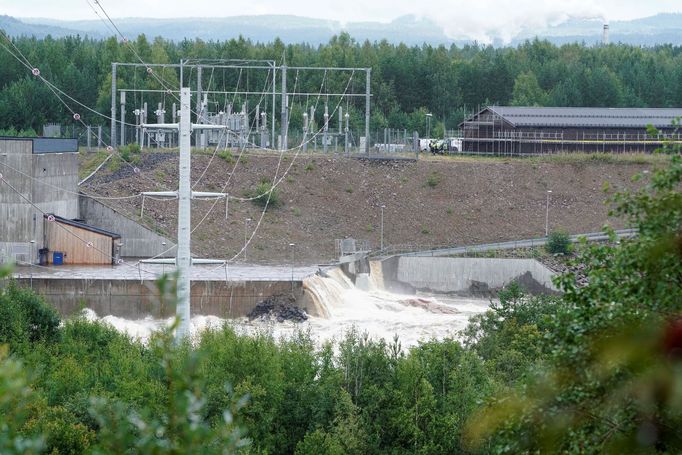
[80,266,490,349]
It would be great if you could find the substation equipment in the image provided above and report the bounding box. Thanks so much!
[110,59,372,154]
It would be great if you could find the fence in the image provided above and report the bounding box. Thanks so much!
[370,229,639,260]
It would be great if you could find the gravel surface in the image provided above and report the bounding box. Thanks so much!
[81,151,652,264]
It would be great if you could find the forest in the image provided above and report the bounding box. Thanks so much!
[1,32,682,137]
[1,144,681,453]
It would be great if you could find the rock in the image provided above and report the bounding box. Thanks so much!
[247,294,308,323]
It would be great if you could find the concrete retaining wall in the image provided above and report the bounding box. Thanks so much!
[79,196,176,258]
[1,139,78,260]
[15,277,306,319]
[386,256,558,295]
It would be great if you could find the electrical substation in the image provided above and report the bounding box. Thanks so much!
[109,59,372,155]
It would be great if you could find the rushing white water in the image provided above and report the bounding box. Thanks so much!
[79,267,491,350]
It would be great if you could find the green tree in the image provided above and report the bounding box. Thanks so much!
[465,144,682,453]
[511,71,548,106]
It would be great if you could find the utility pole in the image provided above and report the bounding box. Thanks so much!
[143,102,148,148]
[140,87,227,342]
[134,109,141,146]
[337,106,342,153]
[280,65,288,150]
[260,111,267,148]
[120,91,126,146]
[302,112,308,153]
[323,104,329,154]
[111,63,117,147]
[196,66,203,148]
[272,65,276,150]
[365,68,371,155]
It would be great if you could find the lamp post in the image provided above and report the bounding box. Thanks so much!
[261,111,267,148]
[379,205,386,250]
[545,190,552,237]
[425,113,433,139]
[29,239,35,289]
[161,241,167,273]
[344,112,350,157]
[288,243,295,292]
[244,218,252,262]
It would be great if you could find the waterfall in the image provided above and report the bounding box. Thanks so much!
[302,268,353,318]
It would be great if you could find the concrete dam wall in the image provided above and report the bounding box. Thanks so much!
[15,277,305,319]
[381,256,559,295]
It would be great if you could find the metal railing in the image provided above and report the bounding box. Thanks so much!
[370,229,639,260]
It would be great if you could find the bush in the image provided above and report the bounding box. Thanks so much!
[0,127,38,137]
[248,179,281,209]
[426,172,440,188]
[0,283,60,349]
[119,143,141,163]
[0,347,46,454]
[218,150,235,164]
[545,231,572,255]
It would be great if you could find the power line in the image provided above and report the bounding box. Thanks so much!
[0,32,173,190]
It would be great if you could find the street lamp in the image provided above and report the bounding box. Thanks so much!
[545,190,552,237]
[29,239,35,289]
[244,218,252,262]
[344,112,350,157]
[380,205,386,250]
[161,241,167,273]
[425,113,433,139]
[288,243,295,292]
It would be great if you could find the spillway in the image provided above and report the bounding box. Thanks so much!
[80,266,490,349]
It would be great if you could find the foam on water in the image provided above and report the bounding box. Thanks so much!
[80,269,491,349]
[79,308,225,342]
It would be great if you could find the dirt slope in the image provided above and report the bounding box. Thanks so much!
[81,151,656,264]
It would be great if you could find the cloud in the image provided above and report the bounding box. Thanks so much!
[381,0,676,44]
[5,0,679,43]
[422,0,607,43]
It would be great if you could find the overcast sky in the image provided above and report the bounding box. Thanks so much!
[2,0,681,42]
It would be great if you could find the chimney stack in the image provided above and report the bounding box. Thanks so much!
[602,24,609,45]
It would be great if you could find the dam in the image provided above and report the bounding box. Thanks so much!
[9,255,558,347]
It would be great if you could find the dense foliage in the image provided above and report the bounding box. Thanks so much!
[466,146,682,452]
[546,230,572,255]
[0,267,559,454]
[2,32,682,136]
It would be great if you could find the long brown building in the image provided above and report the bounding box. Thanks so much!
[460,106,682,155]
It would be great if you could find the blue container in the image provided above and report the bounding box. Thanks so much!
[53,252,64,265]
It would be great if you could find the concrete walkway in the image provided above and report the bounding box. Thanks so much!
[12,263,320,282]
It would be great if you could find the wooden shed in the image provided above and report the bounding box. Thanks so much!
[44,214,121,265]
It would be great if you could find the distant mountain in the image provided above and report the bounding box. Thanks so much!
[16,15,460,46]
[0,15,94,39]
[4,13,682,47]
